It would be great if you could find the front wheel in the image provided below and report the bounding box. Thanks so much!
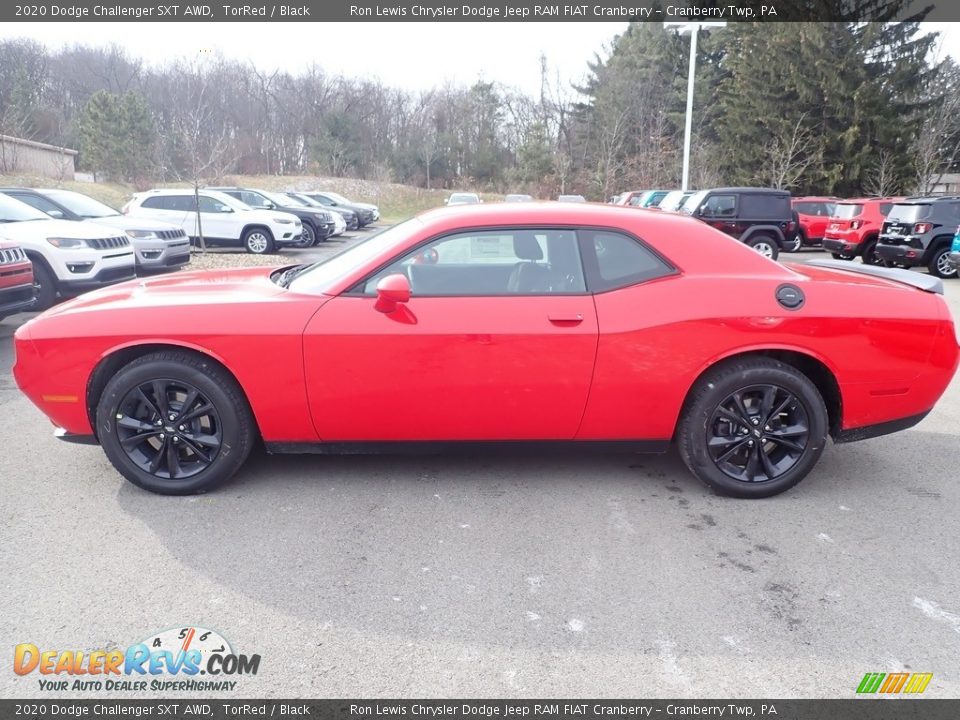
[677,358,828,498]
[32,261,58,311]
[96,351,257,495]
[290,223,315,249]
[929,247,958,279]
[243,228,275,254]
[746,236,780,260]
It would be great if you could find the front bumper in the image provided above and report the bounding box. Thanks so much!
[0,282,36,317]
[59,263,137,292]
[133,239,192,270]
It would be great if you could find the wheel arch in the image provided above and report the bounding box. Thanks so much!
[241,224,275,241]
[679,347,843,438]
[85,341,262,441]
[923,234,955,262]
[740,225,786,246]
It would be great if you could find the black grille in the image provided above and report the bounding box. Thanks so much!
[88,236,131,250]
[157,229,186,239]
[0,247,26,265]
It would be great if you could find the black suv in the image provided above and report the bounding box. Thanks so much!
[207,187,336,246]
[680,187,794,260]
[876,196,960,279]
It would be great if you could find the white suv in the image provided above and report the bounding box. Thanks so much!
[123,189,303,254]
[0,193,136,310]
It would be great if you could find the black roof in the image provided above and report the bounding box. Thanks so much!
[700,187,791,195]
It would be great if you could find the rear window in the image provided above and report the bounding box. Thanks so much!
[832,203,863,219]
[740,193,790,219]
[879,203,893,216]
[886,204,931,223]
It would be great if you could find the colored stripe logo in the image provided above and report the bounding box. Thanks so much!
[857,672,932,694]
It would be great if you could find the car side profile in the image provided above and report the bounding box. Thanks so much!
[123,189,303,254]
[0,242,36,321]
[680,187,795,259]
[0,187,191,273]
[13,204,958,499]
[208,187,336,246]
[788,196,837,252]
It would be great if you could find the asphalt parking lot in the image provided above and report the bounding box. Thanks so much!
[1,248,959,699]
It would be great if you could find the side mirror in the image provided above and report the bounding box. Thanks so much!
[443,198,449,205]
[48,209,65,219]
[374,273,411,313]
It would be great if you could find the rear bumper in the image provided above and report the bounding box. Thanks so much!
[876,242,924,267]
[822,238,858,255]
[54,427,99,445]
[833,411,929,443]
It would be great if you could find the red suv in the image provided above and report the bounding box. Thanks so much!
[0,241,36,321]
[822,197,903,265]
[788,197,836,252]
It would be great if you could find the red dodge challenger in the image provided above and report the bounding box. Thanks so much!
[13,203,960,497]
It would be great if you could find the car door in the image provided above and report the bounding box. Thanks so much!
[699,193,739,237]
[137,195,193,232]
[303,227,599,441]
[196,194,239,241]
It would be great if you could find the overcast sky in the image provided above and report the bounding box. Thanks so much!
[3,22,960,97]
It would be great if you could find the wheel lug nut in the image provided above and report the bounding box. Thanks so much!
[159,433,165,439]
[179,425,185,431]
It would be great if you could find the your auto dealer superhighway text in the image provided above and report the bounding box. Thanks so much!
[350,4,775,17]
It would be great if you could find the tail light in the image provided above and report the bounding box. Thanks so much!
[913,223,932,234]
[850,220,864,230]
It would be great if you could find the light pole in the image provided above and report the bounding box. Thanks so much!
[664,21,726,191]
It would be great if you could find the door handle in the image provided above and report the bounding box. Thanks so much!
[548,313,584,325]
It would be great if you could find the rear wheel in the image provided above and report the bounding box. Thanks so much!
[785,231,804,253]
[243,228,274,254]
[929,246,958,279]
[746,235,780,260]
[96,351,256,495]
[861,238,881,265]
[677,358,828,498]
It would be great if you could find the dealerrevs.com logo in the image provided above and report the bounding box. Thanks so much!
[13,626,261,692]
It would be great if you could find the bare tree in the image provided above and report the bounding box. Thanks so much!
[758,114,817,190]
[863,149,900,196]
[911,77,960,194]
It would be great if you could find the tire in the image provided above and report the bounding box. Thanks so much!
[928,246,959,279]
[95,351,257,495]
[830,252,854,261]
[32,261,58,311]
[242,227,274,254]
[677,357,828,498]
[785,231,803,253]
[289,223,315,249]
[745,235,780,260]
[860,238,881,265]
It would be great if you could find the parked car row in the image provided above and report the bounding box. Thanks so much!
[0,185,381,315]
[615,185,960,278]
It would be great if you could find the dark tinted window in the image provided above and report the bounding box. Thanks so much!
[887,204,931,222]
[198,195,233,213]
[740,193,790,219]
[794,201,834,216]
[701,194,737,217]
[141,196,170,210]
[583,230,673,292]
[9,193,64,216]
[879,203,893,216]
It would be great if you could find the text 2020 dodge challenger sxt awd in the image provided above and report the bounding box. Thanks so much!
[13,203,959,497]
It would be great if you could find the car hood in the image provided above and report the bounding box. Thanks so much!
[349,202,378,212]
[0,218,127,241]
[39,266,289,317]
[83,216,182,233]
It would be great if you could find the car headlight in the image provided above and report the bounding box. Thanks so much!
[46,237,89,248]
[125,229,159,240]
[275,218,293,225]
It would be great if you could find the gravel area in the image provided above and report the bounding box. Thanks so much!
[180,233,369,272]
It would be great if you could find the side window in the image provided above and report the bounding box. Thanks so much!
[361,228,586,296]
[141,196,170,210]
[740,194,789,219]
[241,191,270,208]
[12,194,63,216]
[628,195,643,207]
[198,195,232,213]
[879,203,893,216]
[702,194,737,217]
[582,230,675,292]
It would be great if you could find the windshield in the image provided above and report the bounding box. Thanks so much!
[0,193,51,222]
[449,193,479,202]
[886,204,931,223]
[658,191,688,211]
[291,193,322,207]
[831,203,863,219]
[679,190,708,214]
[324,191,350,204]
[43,190,119,218]
[288,219,422,294]
[259,190,297,207]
